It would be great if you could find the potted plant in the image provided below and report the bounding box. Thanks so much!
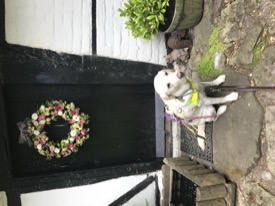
[118,0,204,41]
[118,0,169,41]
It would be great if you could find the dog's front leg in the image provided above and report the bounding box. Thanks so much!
[200,75,226,86]
[203,92,239,105]
[197,124,206,150]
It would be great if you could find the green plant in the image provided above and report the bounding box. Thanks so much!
[252,35,268,67]
[197,25,226,78]
[118,0,169,41]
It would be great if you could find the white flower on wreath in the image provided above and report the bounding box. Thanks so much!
[39,105,45,111]
[32,113,38,120]
[44,108,50,116]
[70,102,75,110]
[34,130,40,136]
[69,137,75,142]
[54,148,60,153]
[39,120,46,125]
[37,144,42,150]
[58,110,63,116]
[73,115,80,122]
[70,129,77,137]
[72,123,79,129]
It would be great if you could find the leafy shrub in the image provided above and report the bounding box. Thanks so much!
[118,0,169,41]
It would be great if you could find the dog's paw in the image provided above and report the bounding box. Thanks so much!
[217,105,227,116]
[197,137,205,151]
[215,74,226,85]
[226,92,239,101]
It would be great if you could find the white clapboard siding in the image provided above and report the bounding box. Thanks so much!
[96,0,166,65]
[21,173,160,206]
[0,192,7,206]
[5,0,166,65]
[5,0,92,55]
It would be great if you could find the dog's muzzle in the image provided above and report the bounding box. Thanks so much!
[177,71,185,79]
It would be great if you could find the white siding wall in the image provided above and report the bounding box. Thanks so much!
[5,0,166,65]
[5,0,92,55]
[0,192,7,206]
[20,172,161,206]
[96,0,166,64]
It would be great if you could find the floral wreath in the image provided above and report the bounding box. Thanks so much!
[17,100,90,160]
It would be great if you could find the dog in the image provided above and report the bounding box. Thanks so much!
[154,69,239,150]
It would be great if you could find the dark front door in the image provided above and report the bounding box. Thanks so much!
[3,84,156,177]
[1,45,163,179]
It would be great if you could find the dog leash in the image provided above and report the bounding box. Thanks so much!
[207,86,275,93]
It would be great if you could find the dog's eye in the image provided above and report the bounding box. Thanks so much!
[167,83,171,88]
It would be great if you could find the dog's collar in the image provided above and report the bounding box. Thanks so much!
[186,77,199,106]
[165,77,199,120]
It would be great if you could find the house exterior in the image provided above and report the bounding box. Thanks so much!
[0,0,168,205]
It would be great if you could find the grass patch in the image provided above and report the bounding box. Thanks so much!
[252,35,268,67]
[197,25,226,78]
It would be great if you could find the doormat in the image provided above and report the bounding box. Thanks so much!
[181,122,213,162]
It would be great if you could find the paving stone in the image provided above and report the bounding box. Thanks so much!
[220,0,245,43]
[265,106,275,142]
[231,23,262,66]
[254,46,275,86]
[243,182,275,206]
[213,91,263,181]
[267,141,275,176]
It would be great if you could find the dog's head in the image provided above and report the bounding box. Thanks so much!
[154,69,190,100]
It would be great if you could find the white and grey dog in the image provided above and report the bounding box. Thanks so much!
[154,69,238,150]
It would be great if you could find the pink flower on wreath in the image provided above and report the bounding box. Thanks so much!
[72,109,79,115]
[67,143,74,151]
[49,145,55,152]
[33,120,39,127]
[34,141,39,146]
[69,119,74,124]
[60,151,65,156]
[40,139,46,145]
[79,119,85,125]
[38,114,45,121]
[38,125,44,131]
[81,129,86,136]
[76,136,81,141]
[57,104,64,111]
